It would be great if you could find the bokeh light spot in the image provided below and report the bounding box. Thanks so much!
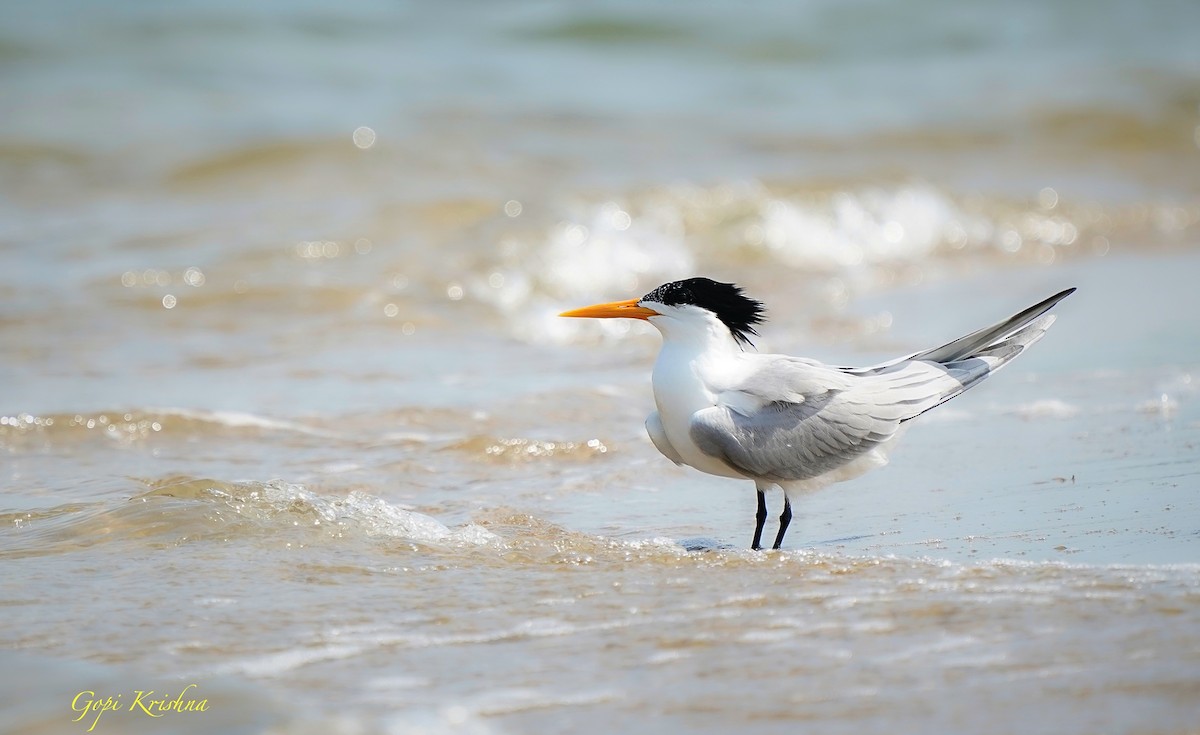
[353,126,376,149]
[183,267,205,287]
[1038,187,1059,210]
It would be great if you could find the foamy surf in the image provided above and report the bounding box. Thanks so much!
[470,181,1196,345]
[146,479,500,546]
[1,479,499,558]
[0,408,343,445]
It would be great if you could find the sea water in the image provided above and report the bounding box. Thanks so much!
[2,1,1198,733]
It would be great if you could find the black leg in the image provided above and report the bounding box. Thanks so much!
[751,488,767,550]
[771,496,792,550]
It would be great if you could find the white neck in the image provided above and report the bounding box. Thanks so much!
[644,303,752,479]
[647,303,747,362]
[647,304,748,406]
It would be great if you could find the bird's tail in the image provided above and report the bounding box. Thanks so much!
[909,287,1075,366]
[939,310,1060,393]
[860,288,1075,423]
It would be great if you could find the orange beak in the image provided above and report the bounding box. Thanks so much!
[558,297,659,320]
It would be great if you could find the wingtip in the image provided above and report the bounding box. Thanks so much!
[1046,287,1076,307]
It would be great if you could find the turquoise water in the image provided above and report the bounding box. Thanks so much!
[3,2,1199,733]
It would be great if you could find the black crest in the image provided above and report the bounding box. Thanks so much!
[642,278,766,345]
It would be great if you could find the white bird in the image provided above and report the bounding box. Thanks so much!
[560,278,1074,550]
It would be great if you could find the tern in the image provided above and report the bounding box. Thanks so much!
[560,278,1074,550]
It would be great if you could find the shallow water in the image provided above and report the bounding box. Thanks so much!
[3,1,1200,733]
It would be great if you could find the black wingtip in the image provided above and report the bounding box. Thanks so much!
[1045,287,1077,308]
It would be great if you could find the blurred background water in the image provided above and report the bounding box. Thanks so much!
[2,1,1199,733]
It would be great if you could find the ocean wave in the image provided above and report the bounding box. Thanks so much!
[445,435,611,464]
[0,478,497,558]
[466,180,1197,344]
[0,409,344,446]
[69,171,1197,351]
[0,407,461,448]
[141,478,498,545]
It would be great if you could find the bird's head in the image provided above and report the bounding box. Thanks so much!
[559,277,765,347]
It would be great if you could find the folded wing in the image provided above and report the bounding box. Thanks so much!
[690,358,953,482]
[689,288,1074,483]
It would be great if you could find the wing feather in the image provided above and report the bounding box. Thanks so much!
[690,357,967,483]
[687,289,1074,484]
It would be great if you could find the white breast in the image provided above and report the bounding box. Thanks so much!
[650,340,749,480]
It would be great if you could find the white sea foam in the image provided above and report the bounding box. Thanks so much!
[755,184,954,269]
[1137,394,1179,417]
[378,708,501,735]
[211,480,499,546]
[1013,399,1081,419]
[221,644,364,678]
[481,181,1110,344]
[485,197,695,344]
[153,407,344,438]
[468,687,620,717]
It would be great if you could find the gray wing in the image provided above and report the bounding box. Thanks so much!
[646,411,684,466]
[691,289,1075,484]
[689,357,982,483]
